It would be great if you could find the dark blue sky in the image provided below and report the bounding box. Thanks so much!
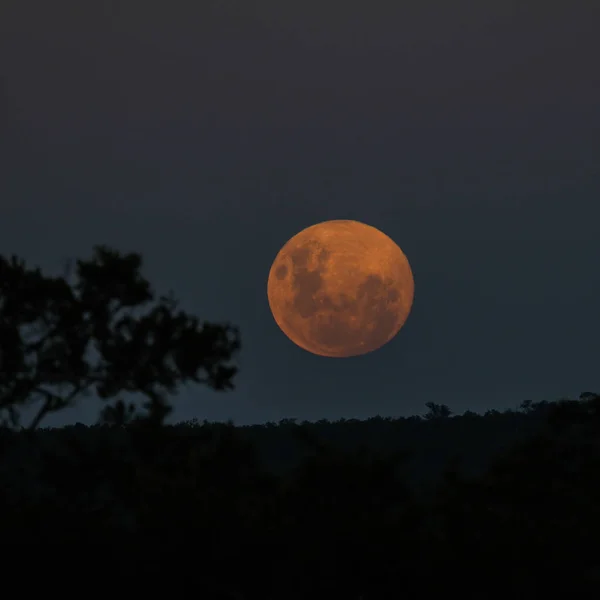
[1,1,599,426]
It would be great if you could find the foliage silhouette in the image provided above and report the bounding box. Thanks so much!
[1,394,599,598]
[0,246,240,429]
[423,401,452,419]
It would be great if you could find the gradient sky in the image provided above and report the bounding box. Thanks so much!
[1,1,599,426]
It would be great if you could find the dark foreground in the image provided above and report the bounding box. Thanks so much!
[2,396,599,599]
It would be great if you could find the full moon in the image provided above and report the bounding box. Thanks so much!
[267,220,414,357]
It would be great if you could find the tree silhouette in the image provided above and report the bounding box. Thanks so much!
[423,401,452,420]
[0,245,240,429]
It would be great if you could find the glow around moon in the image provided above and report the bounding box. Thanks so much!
[267,220,414,357]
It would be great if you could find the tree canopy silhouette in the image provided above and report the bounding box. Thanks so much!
[423,401,452,419]
[0,245,240,429]
[0,391,599,597]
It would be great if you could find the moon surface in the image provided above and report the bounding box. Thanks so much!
[267,220,414,357]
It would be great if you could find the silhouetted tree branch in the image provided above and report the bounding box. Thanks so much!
[0,245,240,428]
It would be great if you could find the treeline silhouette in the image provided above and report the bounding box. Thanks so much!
[2,396,600,597]
[1,246,599,598]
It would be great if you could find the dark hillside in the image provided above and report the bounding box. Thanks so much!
[1,400,556,497]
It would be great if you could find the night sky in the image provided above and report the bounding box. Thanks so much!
[2,1,599,427]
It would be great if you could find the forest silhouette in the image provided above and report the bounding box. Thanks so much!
[1,246,599,598]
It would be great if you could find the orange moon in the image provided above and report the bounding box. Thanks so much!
[267,220,414,357]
